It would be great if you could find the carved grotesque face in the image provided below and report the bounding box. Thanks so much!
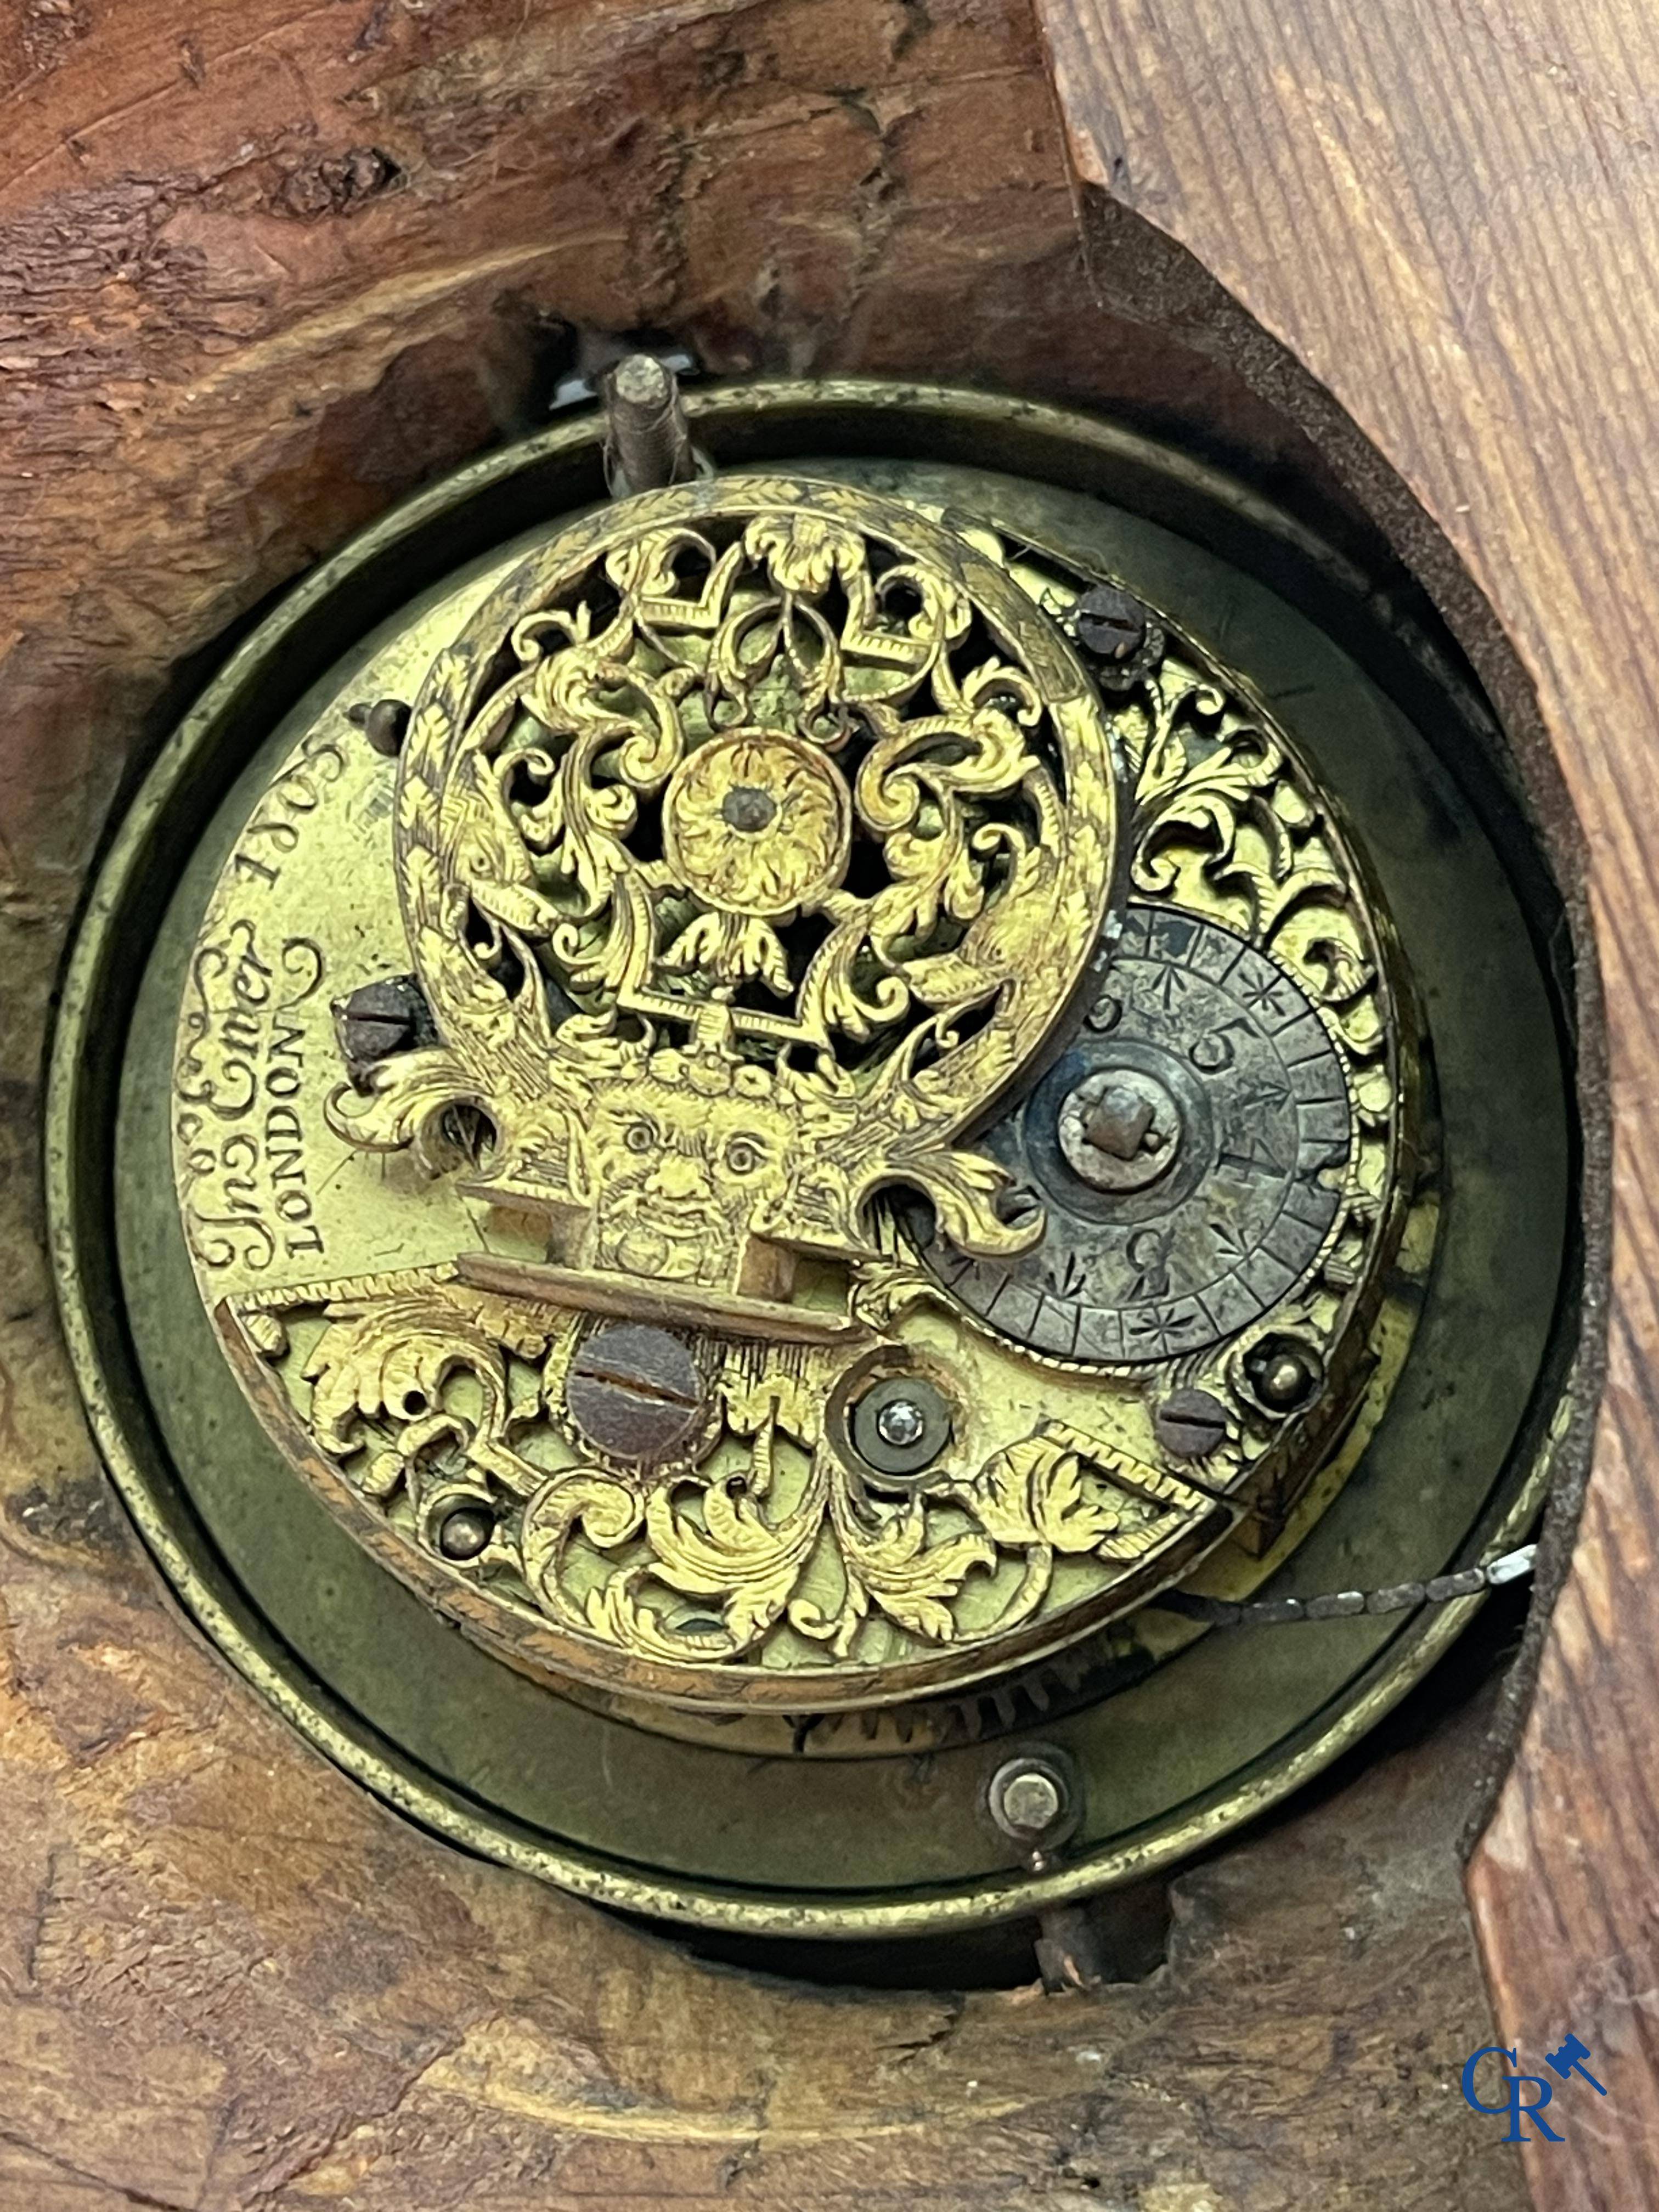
[579,1071,804,1286]
[338,484,1117,1284]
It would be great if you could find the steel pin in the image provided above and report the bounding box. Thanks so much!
[602,353,697,497]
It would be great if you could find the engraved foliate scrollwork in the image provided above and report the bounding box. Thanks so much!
[173,472,1421,1717]
[325,482,1120,1295]
[224,1272,1221,1697]
[914,622,1409,1384]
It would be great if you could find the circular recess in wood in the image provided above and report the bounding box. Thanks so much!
[47,382,1577,1937]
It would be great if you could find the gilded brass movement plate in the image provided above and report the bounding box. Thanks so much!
[171,470,1416,1714]
[50,383,1571,1934]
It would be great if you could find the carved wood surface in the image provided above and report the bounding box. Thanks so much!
[0,1420,1527,2210]
[0,0,1630,2203]
[1039,5,1659,2205]
[0,0,1322,904]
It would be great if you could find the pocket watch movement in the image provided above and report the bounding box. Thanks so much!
[53,376,1570,1941]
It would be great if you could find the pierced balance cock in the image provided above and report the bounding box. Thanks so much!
[172,466,1421,1716]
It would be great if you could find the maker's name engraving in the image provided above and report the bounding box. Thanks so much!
[174,919,328,1273]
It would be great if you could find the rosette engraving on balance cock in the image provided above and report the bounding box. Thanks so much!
[177,477,1418,1710]
[187,479,1271,1711]
[330,482,1118,1292]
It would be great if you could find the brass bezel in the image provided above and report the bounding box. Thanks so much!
[46,381,1577,1937]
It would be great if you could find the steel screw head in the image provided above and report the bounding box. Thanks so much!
[332,973,435,1085]
[565,1323,703,1465]
[1153,1387,1230,1461]
[1072,584,1148,663]
[987,1751,1078,1848]
[437,1506,493,1561]
[874,1397,927,1449]
[849,1374,952,1478]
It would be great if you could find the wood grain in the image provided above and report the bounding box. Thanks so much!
[0,1315,1529,2212]
[1039,3,1657,2204]
[0,0,1327,918]
[0,0,1613,2202]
